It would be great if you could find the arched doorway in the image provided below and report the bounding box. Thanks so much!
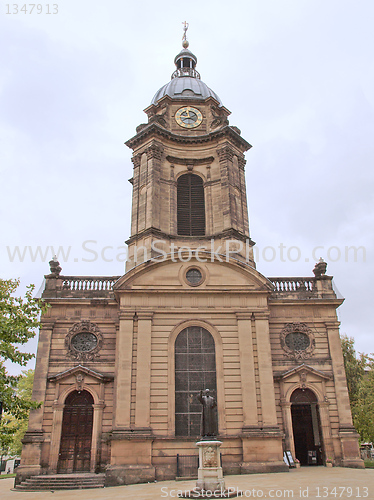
[174,326,217,436]
[291,388,324,466]
[58,390,94,473]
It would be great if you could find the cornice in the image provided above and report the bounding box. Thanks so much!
[125,123,252,152]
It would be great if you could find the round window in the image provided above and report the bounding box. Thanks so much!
[285,332,310,351]
[71,332,98,352]
[186,268,203,286]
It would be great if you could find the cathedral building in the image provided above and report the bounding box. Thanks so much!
[16,32,363,487]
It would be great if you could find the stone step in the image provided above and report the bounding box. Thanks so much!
[25,477,104,483]
[16,473,105,491]
[16,484,104,491]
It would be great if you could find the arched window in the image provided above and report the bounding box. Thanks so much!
[175,326,216,436]
[177,173,205,236]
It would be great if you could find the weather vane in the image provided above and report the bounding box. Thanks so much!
[182,21,189,48]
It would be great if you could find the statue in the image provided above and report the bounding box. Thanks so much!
[198,389,217,439]
[313,257,327,278]
[49,255,62,277]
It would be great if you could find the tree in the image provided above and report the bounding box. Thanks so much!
[352,369,374,443]
[340,334,368,406]
[341,334,374,443]
[0,370,35,458]
[0,279,47,418]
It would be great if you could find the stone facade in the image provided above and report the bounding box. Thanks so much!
[16,40,363,487]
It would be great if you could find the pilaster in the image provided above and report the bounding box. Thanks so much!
[49,402,64,472]
[145,142,163,231]
[254,313,278,426]
[28,323,54,431]
[236,313,258,428]
[130,153,141,237]
[114,312,135,428]
[134,312,153,432]
[217,144,234,231]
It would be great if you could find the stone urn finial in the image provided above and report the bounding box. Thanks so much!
[49,255,62,277]
[313,257,327,278]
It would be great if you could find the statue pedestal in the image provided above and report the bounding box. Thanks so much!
[196,440,225,492]
[179,440,240,498]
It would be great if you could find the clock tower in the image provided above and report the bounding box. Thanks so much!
[125,32,255,270]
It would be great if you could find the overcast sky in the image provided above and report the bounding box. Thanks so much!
[1,0,373,374]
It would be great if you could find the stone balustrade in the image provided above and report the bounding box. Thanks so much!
[62,276,120,292]
[269,277,318,298]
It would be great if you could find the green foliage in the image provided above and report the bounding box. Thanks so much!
[341,335,369,405]
[0,413,20,457]
[0,279,47,418]
[364,460,374,468]
[341,334,374,443]
[0,370,36,457]
[352,369,374,443]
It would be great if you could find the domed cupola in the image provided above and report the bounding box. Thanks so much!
[150,25,222,107]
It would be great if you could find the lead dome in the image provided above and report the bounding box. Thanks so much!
[150,45,223,107]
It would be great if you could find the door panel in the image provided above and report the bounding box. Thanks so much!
[58,391,94,473]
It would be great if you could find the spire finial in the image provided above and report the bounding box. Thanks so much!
[182,21,189,48]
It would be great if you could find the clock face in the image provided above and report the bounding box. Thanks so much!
[175,106,203,129]
[71,332,98,352]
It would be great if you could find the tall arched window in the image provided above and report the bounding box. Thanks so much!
[175,326,216,436]
[177,173,205,236]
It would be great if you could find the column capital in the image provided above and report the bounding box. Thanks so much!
[217,144,234,162]
[119,311,136,320]
[131,153,142,168]
[145,142,163,160]
[237,155,246,170]
[253,311,270,321]
[236,312,253,321]
[52,402,64,411]
[40,321,56,330]
[325,321,341,329]
[136,312,154,322]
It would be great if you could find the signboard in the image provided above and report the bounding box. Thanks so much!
[283,451,295,467]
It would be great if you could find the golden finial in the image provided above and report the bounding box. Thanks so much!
[182,21,189,48]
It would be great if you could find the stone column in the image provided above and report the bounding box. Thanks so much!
[217,144,234,231]
[114,313,134,429]
[16,323,54,484]
[236,313,258,428]
[326,322,353,427]
[326,321,363,467]
[49,402,64,472]
[318,401,334,462]
[145,142,163,231]
[134,312,153,431]
[280,400,295,458]
[91,402,106,472]
[254,313,278,427]
[28,323,54,430]
[130,153,141,237]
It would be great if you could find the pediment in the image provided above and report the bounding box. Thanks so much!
[274,363,332,382]
[48,365,113,383]
[113,256,273,292]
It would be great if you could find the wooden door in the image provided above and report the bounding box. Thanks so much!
[58,391,94,473]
